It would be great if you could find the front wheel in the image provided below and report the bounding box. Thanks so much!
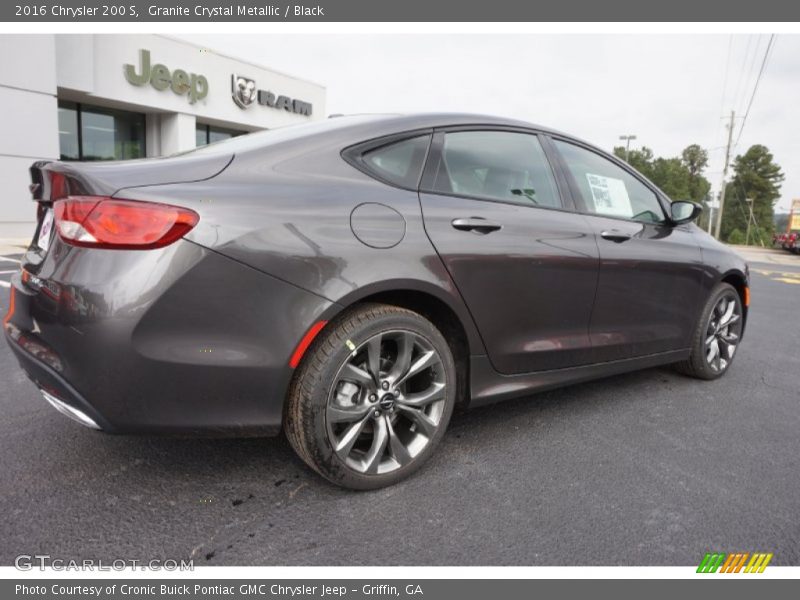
[284,303,456,490]
[676,282,744,380]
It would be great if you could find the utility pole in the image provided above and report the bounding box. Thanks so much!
[619,134,637,162]
[713,111,736,240]
[706,195,714,234]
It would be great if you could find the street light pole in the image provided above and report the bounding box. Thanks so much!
[619,134,637,162]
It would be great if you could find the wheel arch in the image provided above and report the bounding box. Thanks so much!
[323,281,483,409]
[720,269,749,334]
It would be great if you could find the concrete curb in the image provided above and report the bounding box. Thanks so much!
[0,240,28,256]
[726,244,799,266]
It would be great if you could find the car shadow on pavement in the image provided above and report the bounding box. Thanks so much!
[64,365,679,491]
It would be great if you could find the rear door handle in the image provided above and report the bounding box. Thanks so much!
[600,230,632,243]
[451,217,502,234]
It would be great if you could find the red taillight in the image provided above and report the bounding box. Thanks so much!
[49,171,69,201]
[53,196,199,250]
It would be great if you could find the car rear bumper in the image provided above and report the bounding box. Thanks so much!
[4,239,336,436]
[5,320,112,430]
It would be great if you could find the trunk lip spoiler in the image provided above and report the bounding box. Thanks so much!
[27,154,234,202]
[29,160,52,201]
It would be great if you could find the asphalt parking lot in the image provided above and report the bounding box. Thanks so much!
[0,250,798,566]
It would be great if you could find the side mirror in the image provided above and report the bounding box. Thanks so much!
[670,201,702,225]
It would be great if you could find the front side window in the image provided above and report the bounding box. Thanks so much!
[431,131,560,208]
[553,140,665,223]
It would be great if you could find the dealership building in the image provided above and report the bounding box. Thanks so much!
[0,34,326,239]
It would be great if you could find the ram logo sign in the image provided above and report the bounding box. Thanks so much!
[231,74,257,108]
[697,552,773,573]
[231,74,313,116]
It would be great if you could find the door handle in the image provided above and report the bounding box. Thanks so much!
[600,230,632,243]
[451,217,502,234]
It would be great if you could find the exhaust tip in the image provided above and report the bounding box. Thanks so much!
[41,390,101,430]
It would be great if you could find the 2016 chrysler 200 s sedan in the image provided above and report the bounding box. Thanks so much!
[4,113,749,489]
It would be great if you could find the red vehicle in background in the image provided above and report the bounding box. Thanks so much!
[776,200,800,253]
[774,231,799,253]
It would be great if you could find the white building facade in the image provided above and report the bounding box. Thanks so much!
[0,34,326,238]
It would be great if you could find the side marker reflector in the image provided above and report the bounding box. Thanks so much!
[3,286,15,327]
[289,320,328,368]
[743,286,750,307]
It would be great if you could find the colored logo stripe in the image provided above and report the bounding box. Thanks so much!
[697,553,726,573]
[745,553,773,573]
[697,552,773,573]
[719,553,748,573]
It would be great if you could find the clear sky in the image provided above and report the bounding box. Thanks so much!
[180,34,799,213]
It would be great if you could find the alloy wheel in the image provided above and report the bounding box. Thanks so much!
[704,293,742,373]
[326,330,447,475]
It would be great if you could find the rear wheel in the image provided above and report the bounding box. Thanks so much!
[284,303,456,490]
[676,283,743,380]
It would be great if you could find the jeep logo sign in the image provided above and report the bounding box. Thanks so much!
[124,49,209,104]
[231,74,313,117]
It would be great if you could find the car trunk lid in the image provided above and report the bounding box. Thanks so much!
[25,152,233,258]
[29,151,233,202]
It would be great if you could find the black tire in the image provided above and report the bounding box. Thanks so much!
[284,303,457,490]
[675,282,743,380]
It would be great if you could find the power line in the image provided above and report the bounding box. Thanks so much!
[734,34,776,148]
[719,168,769,247]
[736,34,764,114]
[734,180,766,247]
[717,35,733,120]
[729,35,754,115]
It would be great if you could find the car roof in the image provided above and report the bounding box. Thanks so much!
[333,112,571,137]
[185,112,593,160]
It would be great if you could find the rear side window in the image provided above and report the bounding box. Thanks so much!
[359,135,431,189]
[431,131,561,208]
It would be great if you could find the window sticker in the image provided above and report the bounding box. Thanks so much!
[586,173,632,218]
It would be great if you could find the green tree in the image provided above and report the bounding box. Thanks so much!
[614,144,712,205]
[727,229,746,245]
[720,145,784,244]
[613,146,655,180]
[650,157,691,200]
[680,144,712,229]
[682,144,709,176]
[681,144,712,204]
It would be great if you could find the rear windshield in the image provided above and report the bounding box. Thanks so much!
[176,114,393,157]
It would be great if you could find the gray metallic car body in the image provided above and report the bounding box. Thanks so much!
[5,113,749,436]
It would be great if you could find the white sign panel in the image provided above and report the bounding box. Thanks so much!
[586,173,633,218]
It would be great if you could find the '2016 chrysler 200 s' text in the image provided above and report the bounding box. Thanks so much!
[4,114,749,489]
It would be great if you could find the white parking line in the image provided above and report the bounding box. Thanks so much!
[0,256,21,289]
